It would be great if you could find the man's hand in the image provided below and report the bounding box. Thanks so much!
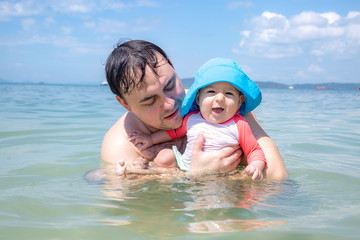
[190,133,243,173]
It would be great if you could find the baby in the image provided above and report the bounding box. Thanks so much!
[129,58,266,180]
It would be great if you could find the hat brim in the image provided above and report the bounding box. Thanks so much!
[182,62,261,116]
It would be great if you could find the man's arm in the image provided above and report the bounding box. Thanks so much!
[101,112,184,168]
[242,111,287,181]
[101,116,140,167]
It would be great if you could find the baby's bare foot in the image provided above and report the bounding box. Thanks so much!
[115,159,127,177]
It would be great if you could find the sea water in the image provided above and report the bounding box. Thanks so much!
[0,83,359,240]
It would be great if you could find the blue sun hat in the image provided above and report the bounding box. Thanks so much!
[182,58,262,116]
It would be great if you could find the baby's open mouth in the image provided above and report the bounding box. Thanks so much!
[212,107,224,114]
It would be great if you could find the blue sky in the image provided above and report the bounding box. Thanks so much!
[0,0,359,85]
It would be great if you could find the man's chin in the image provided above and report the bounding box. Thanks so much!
[163,114,183,130]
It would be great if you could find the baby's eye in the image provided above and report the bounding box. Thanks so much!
[206,90,216,93]
[225,92,234,96]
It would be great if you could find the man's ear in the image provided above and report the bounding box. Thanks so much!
[116,95,132,112]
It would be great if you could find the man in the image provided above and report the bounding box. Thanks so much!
[101,40,287,181]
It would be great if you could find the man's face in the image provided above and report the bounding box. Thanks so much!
[120,57,185,132]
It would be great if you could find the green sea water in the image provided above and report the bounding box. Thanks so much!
[1,83,359,240]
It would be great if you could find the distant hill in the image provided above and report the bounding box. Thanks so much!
[181,78,360,90]
[256,81,289,89]
[290,82,359,90]
[1,77,359,90]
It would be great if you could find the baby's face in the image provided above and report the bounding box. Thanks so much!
[196,82,244,124]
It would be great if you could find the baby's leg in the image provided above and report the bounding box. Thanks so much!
[153,148,177,168]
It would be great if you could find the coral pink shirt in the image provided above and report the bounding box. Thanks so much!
[167,110,266,165]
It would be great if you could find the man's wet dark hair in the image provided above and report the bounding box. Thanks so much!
[105,40,173,97]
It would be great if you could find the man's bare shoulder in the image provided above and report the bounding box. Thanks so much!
[101,112,141,165]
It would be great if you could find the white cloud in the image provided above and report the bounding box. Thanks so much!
[241,30,250,37]
[85,19,128,34]
[291,11,328,26]
[61,26,73,35]
[253,11,289,30]
[313,40,347,56]
[21,18,36,31]
[0,0,162,19]
[294,70,310,80]
[262,11,286,20]
[311,49,325,56]
[320,12,341,24]
[347,11,360,19]
[0,0,42,20]
[346,23,360,39]
[99,0,161,11]
[67,4,90,13]
[100,0,127,11]
[84,17,160,34]
[49,0,95,13]
[235,11,360,58]
[308,64,324,73]
[44,17,56,27]
[0,0,162,51]
[135,0,161,7]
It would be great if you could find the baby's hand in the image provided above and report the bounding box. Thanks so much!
[115,159,126,177]
[244,160,265,180]
[128,131,153,150]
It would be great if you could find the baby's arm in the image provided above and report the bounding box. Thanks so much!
[235,115,267,180]
[129,130,172,151]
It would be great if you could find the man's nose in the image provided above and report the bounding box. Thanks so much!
[162,93,175,109]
